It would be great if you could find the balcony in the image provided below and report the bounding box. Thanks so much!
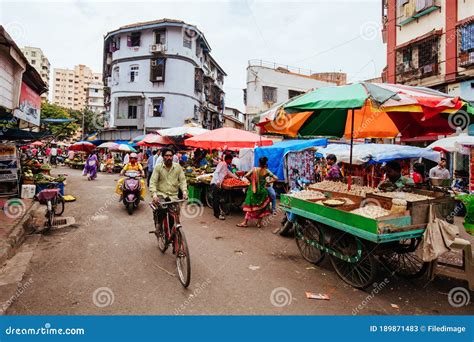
[397,0,440,27]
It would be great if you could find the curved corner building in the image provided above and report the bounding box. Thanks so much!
[102,19,226,139]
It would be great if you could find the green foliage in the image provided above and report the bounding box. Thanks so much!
[68,108,104,136]
[41,102,79,139]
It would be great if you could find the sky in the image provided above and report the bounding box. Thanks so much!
[1,0,386,112]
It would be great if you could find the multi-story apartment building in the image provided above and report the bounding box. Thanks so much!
[20,46,50,100]
[223,106,244,129]
[243,60,345,130]
[382,0,474,101]
[102,19,226,139]
[86,83,105,113]
[53,64,102,111]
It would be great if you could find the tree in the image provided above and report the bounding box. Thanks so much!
[41,102,79,139]
[68,108,105,138]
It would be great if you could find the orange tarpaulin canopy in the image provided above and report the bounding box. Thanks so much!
[261,111,313,138]
[343,100,399,139]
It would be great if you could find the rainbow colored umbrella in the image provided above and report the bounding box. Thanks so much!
[259,82,472,139]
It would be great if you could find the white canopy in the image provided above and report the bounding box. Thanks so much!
[427,133,474,153]
[318,143,440,165]
[157,126,209,137]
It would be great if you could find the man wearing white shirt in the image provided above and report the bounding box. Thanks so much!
[210,154,238,220]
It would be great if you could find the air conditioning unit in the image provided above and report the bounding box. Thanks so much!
[154,76,163,81]
[150,44,166,53]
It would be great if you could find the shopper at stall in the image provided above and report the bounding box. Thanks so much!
[412,162,426,184]
[237,157,276,228]
[325,154,342,181]
[378,160,414,192]
[148,150,157,186]
[210,154,239,220]
[82,151,99,181]
[429,158,450,179]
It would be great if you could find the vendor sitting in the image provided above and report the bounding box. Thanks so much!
[378,160,414,192]
[115,152,146,199]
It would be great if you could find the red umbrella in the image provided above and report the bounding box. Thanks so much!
[184,127,273,149]
[138,134,174,146]
[30,141,44,146]
[69,141,96,153]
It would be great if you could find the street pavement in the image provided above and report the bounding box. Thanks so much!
[3,167,473,315]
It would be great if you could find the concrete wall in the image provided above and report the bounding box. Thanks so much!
[245,66,334,115]
[458,0,474,21]
[0,47,25,110]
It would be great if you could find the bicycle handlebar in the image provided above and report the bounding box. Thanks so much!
[149,199,186,210]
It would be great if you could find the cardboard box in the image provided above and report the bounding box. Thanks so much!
[21,184,36,199]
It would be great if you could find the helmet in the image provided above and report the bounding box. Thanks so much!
[130,152,138,159]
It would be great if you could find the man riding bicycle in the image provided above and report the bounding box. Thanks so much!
[149,147,188,223]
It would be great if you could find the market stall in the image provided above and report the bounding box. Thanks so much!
[280,184,454,289]
[254,138,327,191]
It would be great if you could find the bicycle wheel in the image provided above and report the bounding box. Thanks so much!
[176,228,191,288]
[154,212,168,253]
[54,196,65,216]
[44,201,54,233]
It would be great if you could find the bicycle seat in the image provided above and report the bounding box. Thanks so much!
[37,188,60,202]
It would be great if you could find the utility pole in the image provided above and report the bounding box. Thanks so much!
[82,110,85,140]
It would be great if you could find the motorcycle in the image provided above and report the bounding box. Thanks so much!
[122,170,142,215]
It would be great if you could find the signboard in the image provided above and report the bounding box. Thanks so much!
[13,82,41,126]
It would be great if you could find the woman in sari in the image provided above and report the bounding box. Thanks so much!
[82,151,98,180]
[237,157,278,228]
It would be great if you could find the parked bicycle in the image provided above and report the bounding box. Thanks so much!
[36,183,65,232]
[149,199,191,288]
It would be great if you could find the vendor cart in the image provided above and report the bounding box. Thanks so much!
[205,184,247,215]
[280,191,443,289]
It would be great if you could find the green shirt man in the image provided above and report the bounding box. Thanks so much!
[149,149,188,201]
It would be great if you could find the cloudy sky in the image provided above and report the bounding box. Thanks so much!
[1,0,385,111]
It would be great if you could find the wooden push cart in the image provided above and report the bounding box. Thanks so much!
[280,193,434,289]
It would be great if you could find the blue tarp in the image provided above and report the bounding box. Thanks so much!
[317,143,440,165]
[254,139,327,180]
[41,118,74,123]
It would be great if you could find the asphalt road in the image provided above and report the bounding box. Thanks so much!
[5,167,473,315]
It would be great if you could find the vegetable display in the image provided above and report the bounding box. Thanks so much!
[310,181,376,197]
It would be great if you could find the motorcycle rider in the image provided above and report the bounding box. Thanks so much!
[115,152,146,200]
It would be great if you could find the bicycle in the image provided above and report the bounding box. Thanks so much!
[149,199,191,288]
[36,183,65,232]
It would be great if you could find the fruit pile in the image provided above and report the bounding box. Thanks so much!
[222,178,249,188]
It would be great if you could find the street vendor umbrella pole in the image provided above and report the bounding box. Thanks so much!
[348,108,355,190]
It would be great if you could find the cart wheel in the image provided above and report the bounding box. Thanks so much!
[329,235,377,289]
[380,239,428,278]
[295,220,325,265]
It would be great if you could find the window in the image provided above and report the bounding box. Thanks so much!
[418,38,438,68]
[112,66,120,84]
[195,68,203,92]
[183,36,192,49]
[150,58,166,82]
[31,51,36,57]
[111,36,120,51]
[262,86,277,103]
[31,59,36,65]
[243,89,247,106]
[154,30,166,44]
[129,64,139,82]
[128,100,138,119]
[152,98,164,117]
[127,32,141,47]
[460,22,474,52]
[288,90,304,99]
[94,89,99,93]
